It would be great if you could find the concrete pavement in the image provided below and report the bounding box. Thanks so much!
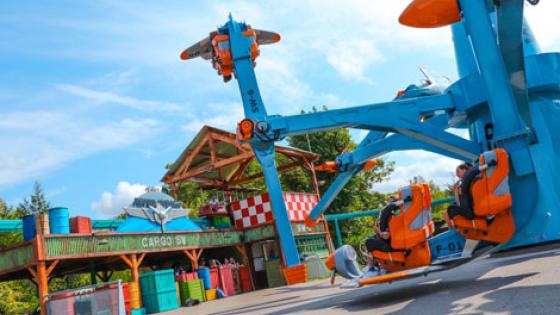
[164,245,560,314]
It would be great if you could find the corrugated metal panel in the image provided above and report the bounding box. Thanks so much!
[0,244,34,272]
[44,231,243,258]
[244,225,275,242]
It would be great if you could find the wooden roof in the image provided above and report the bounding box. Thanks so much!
[162,125,320,189]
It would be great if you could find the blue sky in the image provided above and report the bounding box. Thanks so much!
[1,1,558,218]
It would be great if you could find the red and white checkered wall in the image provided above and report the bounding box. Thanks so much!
[230,192,319,229]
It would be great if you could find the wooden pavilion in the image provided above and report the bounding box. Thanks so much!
[162,125,321,195]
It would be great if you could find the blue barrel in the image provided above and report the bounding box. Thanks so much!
[22,214,36,241]
[196,268,212,289]
[48,207,70,234]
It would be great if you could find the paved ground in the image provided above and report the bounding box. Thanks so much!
[164,244,560,315]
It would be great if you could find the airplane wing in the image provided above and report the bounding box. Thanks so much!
[254,29,281,45]
[180,32,217,60]
[124,207,155,222]
[166,208,188,221]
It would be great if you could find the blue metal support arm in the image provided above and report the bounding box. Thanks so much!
[308,117,474,223]
[255,94,479,160]
[459,0,533,176]
[225,18,301,267]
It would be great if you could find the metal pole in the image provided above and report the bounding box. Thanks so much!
[334,219,343,248]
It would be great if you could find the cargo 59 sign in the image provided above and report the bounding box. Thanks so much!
[141,235,193,248]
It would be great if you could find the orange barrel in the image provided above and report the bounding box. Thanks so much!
[35,213,50,236]
[128,282,141,309]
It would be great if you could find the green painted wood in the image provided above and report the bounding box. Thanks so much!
[296,235,329,257]
[265,258,286,288]
[44,231,243,258]
[0,244,34,273]
[243,225,275,242]
[291,222,325,234]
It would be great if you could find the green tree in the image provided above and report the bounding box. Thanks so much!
[0,198,38,314]
[18,181,51,214]
[283,106,395,250]
[408,175,453,220]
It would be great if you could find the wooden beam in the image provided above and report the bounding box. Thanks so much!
[276,146,320,162]
[235,245,249,266]
[211,133,250,152]
[179,151,254,180]
[176,133,211,176]
[26,266,37,280]
[194,248,204,261]
[232,161,301,185]
[120,255,133,268]
[208,136,216,163]
[184,249,203,270]
[166,176,222,186]
[46,260,59,277]
[227,158,253,183]
[137,253,146,266]
[37,262,48,315]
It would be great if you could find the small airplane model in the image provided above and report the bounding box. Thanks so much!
[180,15,280,82]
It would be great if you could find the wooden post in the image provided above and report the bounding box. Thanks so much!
[234,244,249,266]
[37,262,48,315]
[28,259,59,315]
[120,253,146,307]
[172,184,178,200]
[184,249,203,270]
[307,160,334,254]
[89,261,97,285]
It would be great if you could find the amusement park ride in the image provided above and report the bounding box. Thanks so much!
[181,0,560,287]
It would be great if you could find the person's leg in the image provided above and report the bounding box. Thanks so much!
[443,211,453,229]
[447,204,475,220]
[365,237,393,252]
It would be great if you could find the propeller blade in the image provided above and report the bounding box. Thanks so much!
[180,33,215,60]
[254,29,281,45]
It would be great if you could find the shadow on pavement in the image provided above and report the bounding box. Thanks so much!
[205,248,559,315]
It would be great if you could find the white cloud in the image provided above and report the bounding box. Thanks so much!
[56,84,186,112]
[525,2,560,52]
[310,39,384,84]
[91,181,147,218]
[375,152,460,193]
[181,102,245,134]
[0,110,162,188]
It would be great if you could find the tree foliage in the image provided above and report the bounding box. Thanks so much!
[282,106,396,251]
[18,181,51,215]
[409,175,453,221]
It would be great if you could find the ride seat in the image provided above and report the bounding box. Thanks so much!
[372,183,434,271]
[451,148,515,243]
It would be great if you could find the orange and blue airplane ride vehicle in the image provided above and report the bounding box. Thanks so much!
[180,0,560,286]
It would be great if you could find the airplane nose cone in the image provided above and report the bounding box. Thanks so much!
[399,0,461,28]
[180,50,188,60]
